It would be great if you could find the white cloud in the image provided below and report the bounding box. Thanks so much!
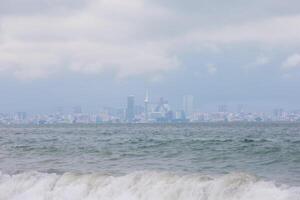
[1,0,300,80]
[282,54,300,70]
[185,15,300,46]
[0,0,179,80]
[254,56,270,66]
[207,64,217,75]
[243,56,270,71]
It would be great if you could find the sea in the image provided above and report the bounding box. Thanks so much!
[0,123,300,200]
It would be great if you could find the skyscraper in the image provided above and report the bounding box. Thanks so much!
[17,112,27,121]
[183,95,194,118]
[73,106,82,114]
[218,104,228,113]
[237,104,244,113]
[144,91,149,122]
[126,95,135,122]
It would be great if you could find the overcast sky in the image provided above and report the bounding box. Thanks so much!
[1,0,300,113]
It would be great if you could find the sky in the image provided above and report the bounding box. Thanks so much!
[1,0,300,113]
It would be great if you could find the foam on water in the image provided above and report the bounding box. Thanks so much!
[0,171,299,200]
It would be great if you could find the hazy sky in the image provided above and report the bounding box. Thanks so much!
[1,0,300,113]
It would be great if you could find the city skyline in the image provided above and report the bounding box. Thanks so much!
[1,91,299,114]
[1,92,300,125]
[1,92,298,114]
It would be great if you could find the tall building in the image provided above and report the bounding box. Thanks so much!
[218,104,228,113]
[144,91,149,122]
[73,106,82,114]
[17,112,27,121]
[273,108,284,120]
[237,104,244,113]
[183,95,194,118]
[126,95,135,122]
[151,97,172,122]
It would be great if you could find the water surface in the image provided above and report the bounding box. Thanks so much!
[0,123,300,199]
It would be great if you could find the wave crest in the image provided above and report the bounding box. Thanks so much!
[0,171,299,200]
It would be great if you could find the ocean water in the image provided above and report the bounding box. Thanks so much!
[0,123,300,200]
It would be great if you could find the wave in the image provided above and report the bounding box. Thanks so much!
[0,171,299,200]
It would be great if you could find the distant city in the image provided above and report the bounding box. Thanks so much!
[1,93,300,125]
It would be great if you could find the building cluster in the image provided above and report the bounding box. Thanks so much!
[1,94,300,125]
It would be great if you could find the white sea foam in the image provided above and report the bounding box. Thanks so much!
[0,171,299,200]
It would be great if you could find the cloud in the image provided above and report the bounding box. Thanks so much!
[207,64,217,75]
[0,0,179,80]
[243,56,270,71]
[1,0,300,80]
[254,56,270,66]
[0,0,87,16]
[185,15,300,46]
[282,54,300,70]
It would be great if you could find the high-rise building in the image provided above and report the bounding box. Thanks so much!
[126,95,135,122]
[17,112,27,121]
[218,104,228,113]
[73,106,82,114]
[183,95,194,118]
[237,104,244,113]
[273,108,284,120]
[144,91,149,122]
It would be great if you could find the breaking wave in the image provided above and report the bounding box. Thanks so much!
[0,171,299,200]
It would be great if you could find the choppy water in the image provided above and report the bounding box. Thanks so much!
[0,123,300,199]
